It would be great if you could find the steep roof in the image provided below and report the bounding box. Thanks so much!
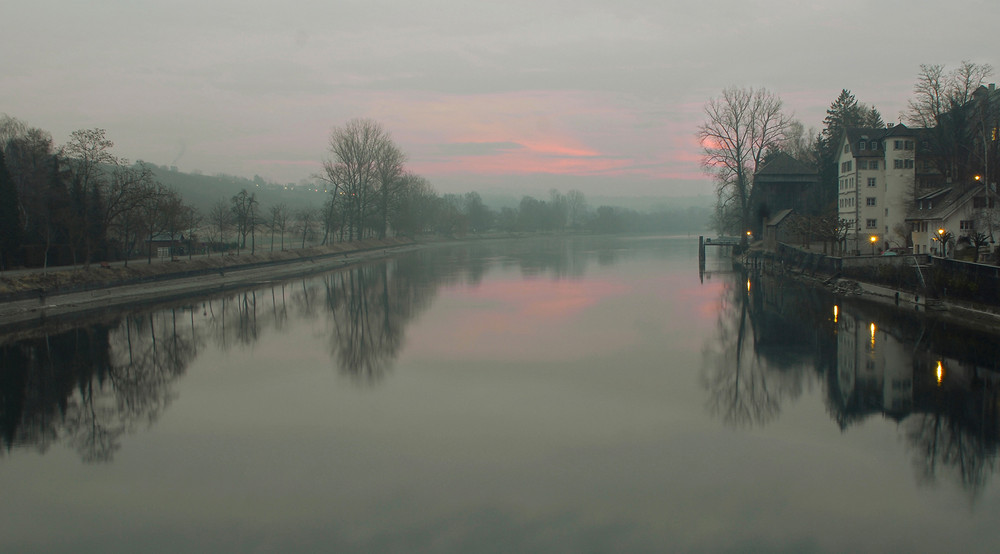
[841,124,925,157]
[755,152,817,177]
[905,185,994,222]
[766,208,794,227]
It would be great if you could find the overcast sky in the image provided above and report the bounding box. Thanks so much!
[3,1,997,198]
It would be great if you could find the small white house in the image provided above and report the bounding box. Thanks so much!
[907,185,998,256]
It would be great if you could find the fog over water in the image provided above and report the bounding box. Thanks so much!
[1,236,999,552]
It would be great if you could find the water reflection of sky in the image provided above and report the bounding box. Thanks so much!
[2,237,1000,552]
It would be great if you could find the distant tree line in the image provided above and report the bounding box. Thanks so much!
[0,115,709,270]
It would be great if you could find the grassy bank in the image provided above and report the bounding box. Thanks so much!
[0,238,415,298]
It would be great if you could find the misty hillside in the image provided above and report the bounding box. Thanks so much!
[149,167,326,214]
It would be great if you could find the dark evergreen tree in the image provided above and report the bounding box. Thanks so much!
[42,156,72,268]
[0,151,23,269]
[816,90,884,211]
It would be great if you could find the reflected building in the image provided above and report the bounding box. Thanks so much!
[834,314,913,424]
[824,301,1000,497]
[704,266,1000,497]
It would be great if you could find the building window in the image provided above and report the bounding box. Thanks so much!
[905,159,914,169]
[841,160,853,173]
[871,141,879,150]
[905,140,914,150]
[866,197,876,206]
[869,160,878,169]
[894,140,902,150]
[859,159,868,170]
[844,144,850,153]
[859,141,866,150]
[866,219,877,229]
[960,220,975,230]
[867,177,876,187]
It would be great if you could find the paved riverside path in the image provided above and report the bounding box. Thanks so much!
[0,242,420,332]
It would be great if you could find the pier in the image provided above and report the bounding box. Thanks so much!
[698,235,741,261]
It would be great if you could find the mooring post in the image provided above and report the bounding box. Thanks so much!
[699,235,705,262]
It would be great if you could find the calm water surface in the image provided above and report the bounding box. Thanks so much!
[2,236,999,552]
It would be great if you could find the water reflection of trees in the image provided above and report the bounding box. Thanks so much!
[700,271,831,427]
[3,236,621,461]
[1,310,196,462]
[703,267,1000,499]
[322,263,418,383]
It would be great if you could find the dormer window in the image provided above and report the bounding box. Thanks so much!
[871,141,878,150]
[859,141,866,150]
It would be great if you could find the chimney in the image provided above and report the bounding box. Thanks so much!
[887,122,895,128]
[990,83,996,92]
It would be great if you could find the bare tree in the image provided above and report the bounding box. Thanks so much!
[208,198,231,255]
[906,61,994,183]
[295,207,318,248]
[374,140,406,238]
[230,189,258,254]
[320,194,340,245]
[565,189,587,230]
[389,172,436,237]
[321,118,392,240]
[183,204,201,259]
[105,163,159,266]
[61,128,121,265]
[137,184,169,264]
[698,87,793,235]
[268,203,290,251]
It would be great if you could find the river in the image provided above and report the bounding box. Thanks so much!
[1,235,998,552]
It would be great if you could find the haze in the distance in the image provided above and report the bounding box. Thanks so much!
[3,1,996,198]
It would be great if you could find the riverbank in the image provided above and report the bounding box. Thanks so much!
[744,243,1000,334]
[0,238,419,333]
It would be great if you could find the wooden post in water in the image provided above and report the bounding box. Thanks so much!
[699,236,705,263]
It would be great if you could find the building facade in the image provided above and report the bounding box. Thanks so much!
[837,125,919,254]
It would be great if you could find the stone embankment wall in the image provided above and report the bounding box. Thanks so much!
[754,242,1000,307]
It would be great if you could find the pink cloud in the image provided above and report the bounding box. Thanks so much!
[358,90,681,180]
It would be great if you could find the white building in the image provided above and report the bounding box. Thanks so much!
[907,185,998,256]
[837,125,919,254]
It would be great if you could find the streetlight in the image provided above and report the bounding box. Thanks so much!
[937,228,947,257]
[869,234,878,257]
